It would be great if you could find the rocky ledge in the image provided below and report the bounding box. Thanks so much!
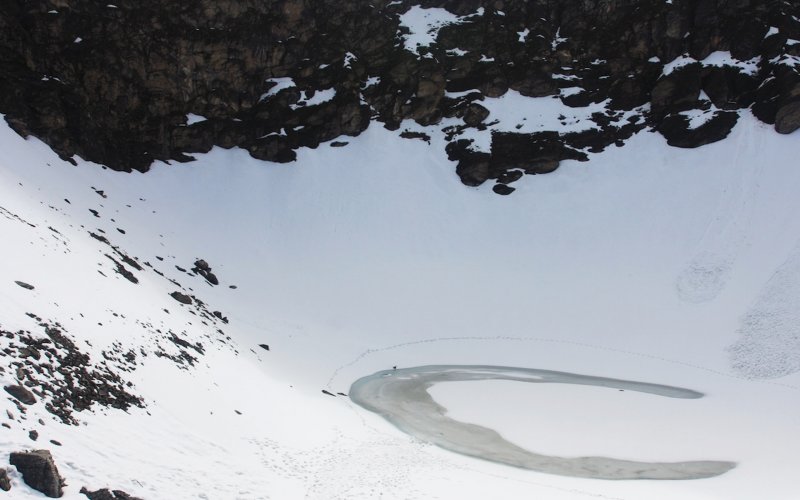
[0,0,798,193]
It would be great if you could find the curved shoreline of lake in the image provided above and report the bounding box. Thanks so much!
[349,365,736,480]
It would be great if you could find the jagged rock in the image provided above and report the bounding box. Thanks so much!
[775,100,800,135]
[29,430,38,441]
[0,468,10,491]
[80,487,143,500]
[8,450,63,498]
[4,385,36,405]
[259,344,270,351]
[169,292,192,305]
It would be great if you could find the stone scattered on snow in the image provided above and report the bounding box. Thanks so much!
[9,449,64,498]
[3,384,36,405]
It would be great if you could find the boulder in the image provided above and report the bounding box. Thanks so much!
[169,292,193,305]
[775,100,800,134]
[80,487,143,500]
[462,103,489,126]
[650,64,703,118]
[0,468,10,491]
[492,184,515,195]
[192,260,219,286]
[14,281,34,290]
[658,111,739,148]
[489,132,571,174]
[8,450,63,498]
[3,385,36,405]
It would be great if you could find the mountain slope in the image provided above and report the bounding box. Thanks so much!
[1,108,800,498]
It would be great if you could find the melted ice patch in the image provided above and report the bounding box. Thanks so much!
[350,365,735,480]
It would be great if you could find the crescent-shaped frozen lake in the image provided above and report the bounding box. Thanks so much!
[349,365,736,480]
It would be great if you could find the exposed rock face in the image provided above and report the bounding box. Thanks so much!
[0,0,798,192]
[8,450,63,498]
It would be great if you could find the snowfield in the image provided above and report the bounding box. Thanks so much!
[1,110,800,499]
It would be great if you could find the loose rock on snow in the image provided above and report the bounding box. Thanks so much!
[169,291,193,305]
[8,449,64,498]
[80,487,144,500]
[192,259,220,286]
[0,468,10,492]
[4,384,36,405]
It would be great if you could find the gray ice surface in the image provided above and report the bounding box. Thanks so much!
[349,365,735,480]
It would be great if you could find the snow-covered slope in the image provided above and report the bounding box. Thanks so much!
[1,110,800,499]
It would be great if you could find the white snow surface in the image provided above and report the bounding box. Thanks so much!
[662,51,761,76]
[290,88,336,109]
[259,77,296,102]
[185,113,208,125]
[435,89,637,154]
[399,6,464,55]
[1,110,800,499]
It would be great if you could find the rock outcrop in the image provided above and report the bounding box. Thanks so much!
[0,0,798,192]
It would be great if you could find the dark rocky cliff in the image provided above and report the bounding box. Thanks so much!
[1,0,798,192]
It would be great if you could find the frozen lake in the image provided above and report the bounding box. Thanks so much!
[349,365,736,480]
